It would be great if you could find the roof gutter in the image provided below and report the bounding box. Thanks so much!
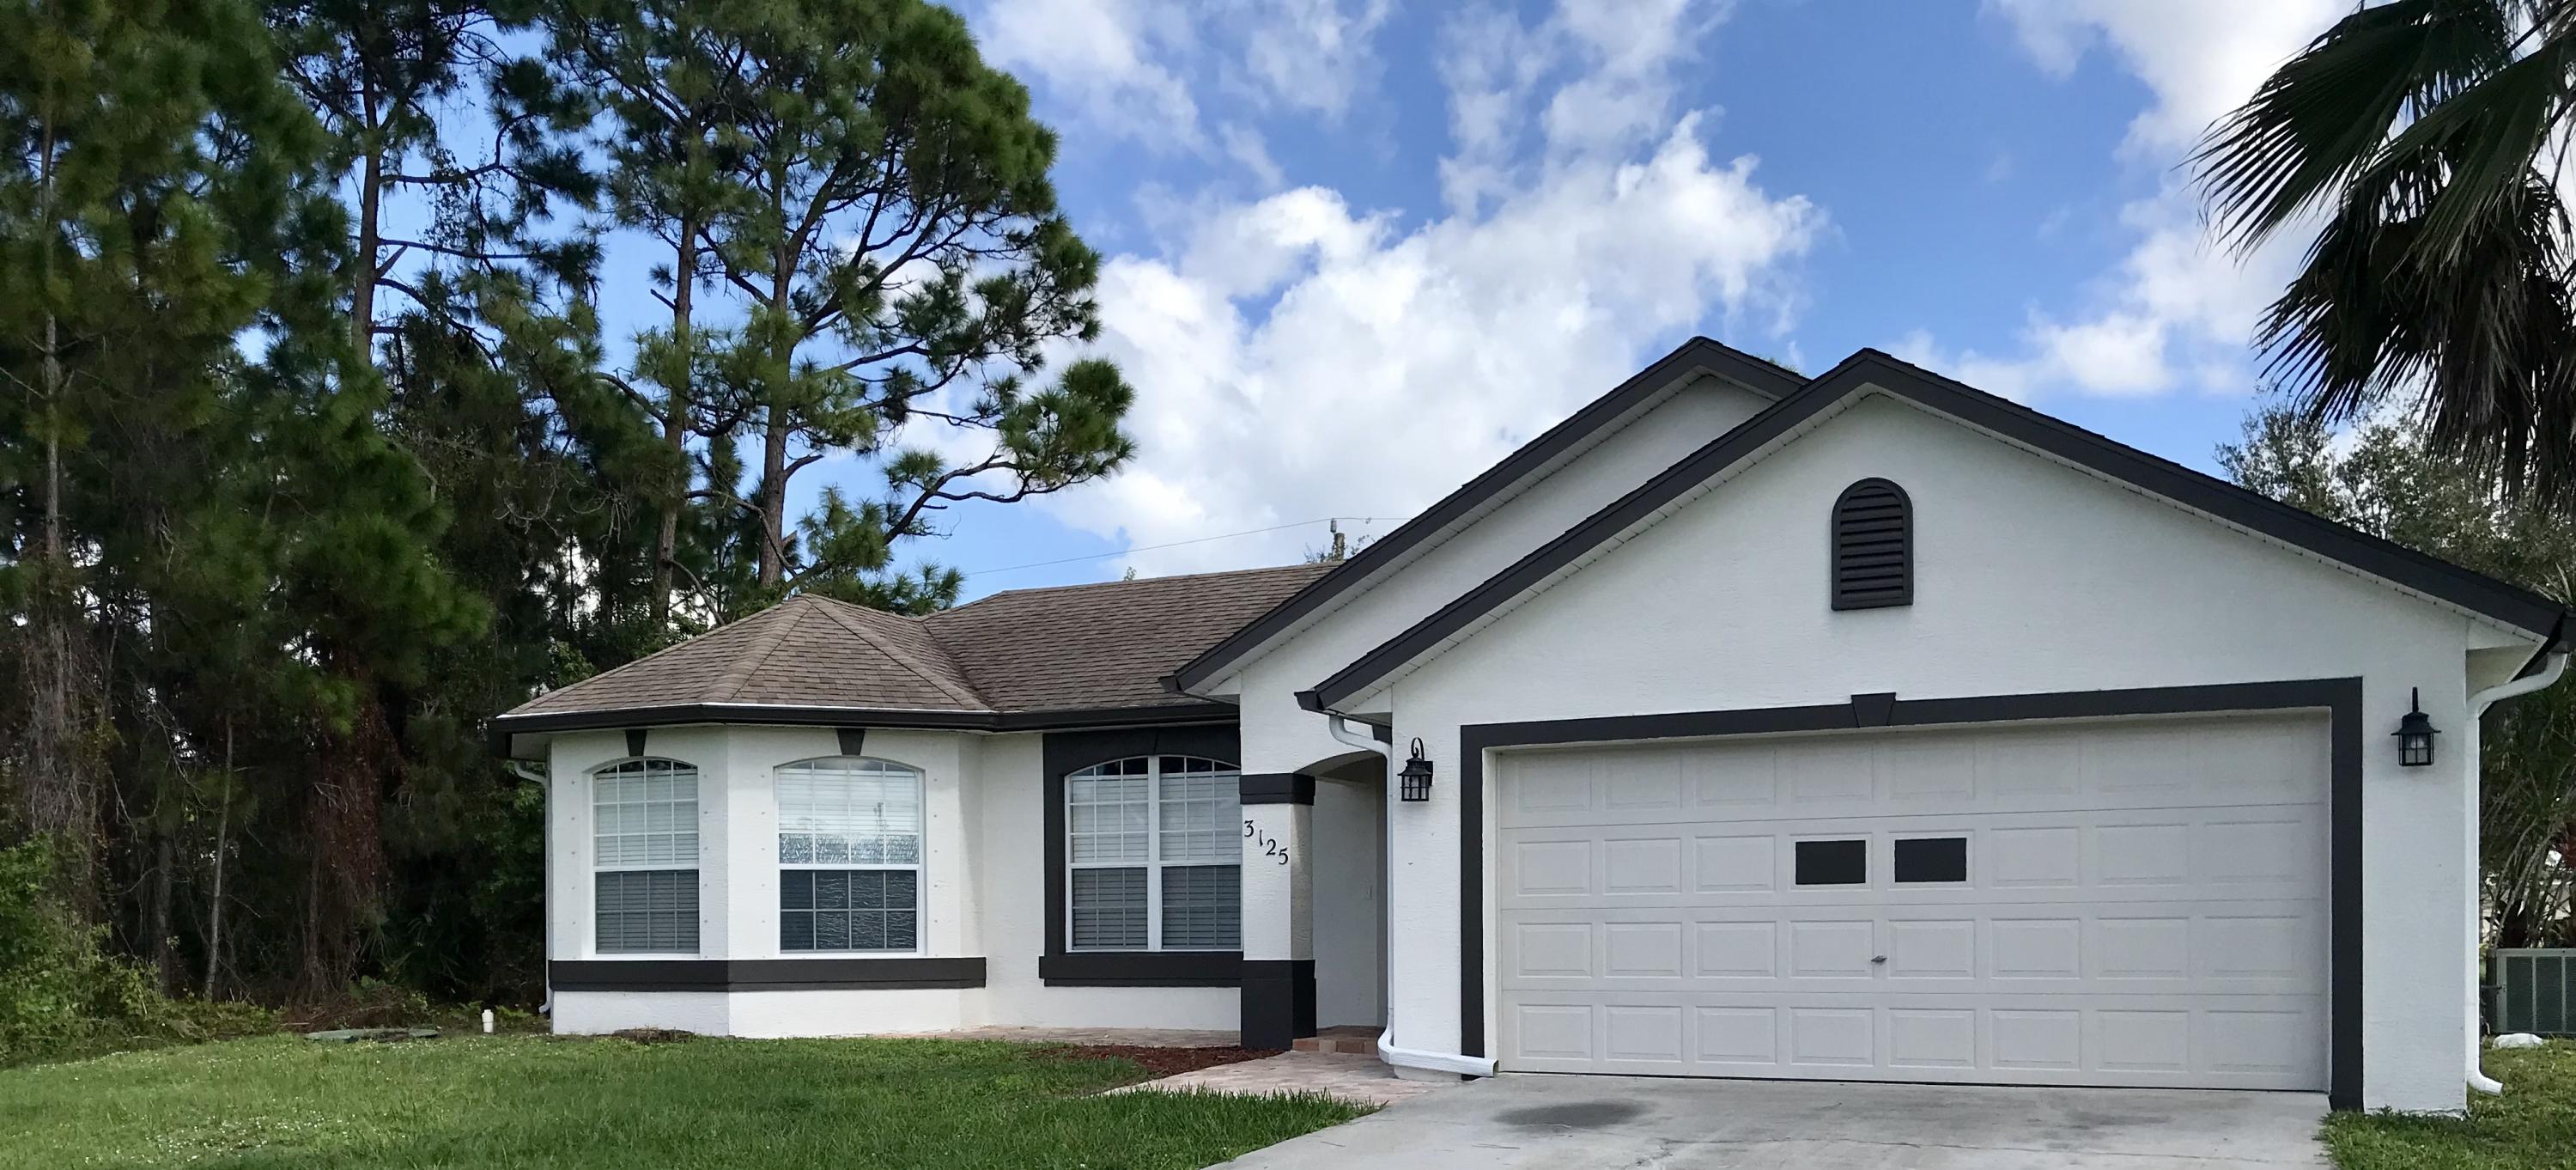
[507,759,553,1015]
[2467,640,2571,1098]
[485,699,1244,758]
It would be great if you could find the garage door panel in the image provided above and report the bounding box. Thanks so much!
[1497,995,2324,1087]
[1493,714,2328,1090]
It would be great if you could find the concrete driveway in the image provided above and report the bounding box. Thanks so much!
[1214,1075,2330,1169]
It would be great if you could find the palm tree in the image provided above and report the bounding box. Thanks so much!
[2197,0,2576,508]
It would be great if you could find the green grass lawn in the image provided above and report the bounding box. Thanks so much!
[2325,1043,2576,1169]
[0,1033,1364,1170]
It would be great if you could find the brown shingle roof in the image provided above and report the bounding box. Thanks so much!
[925,563,1331,712]
[501,562,1333,722]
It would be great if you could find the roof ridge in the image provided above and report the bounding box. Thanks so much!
[937,561,1326,612]
[519,601,788,709]
[806,599,992,710]
[712,598,807,703]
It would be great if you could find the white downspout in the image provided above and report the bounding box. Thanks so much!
[507,759,553,1017]
[2467,650,2569,1095]
[1327,714,1498,1078]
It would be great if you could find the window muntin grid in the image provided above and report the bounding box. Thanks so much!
[1066,755,1239,951]
[592,758,700,869]
[591,759,700,954]
[775,757,922,954]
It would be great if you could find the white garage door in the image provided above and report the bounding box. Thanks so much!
[1493,713,2329,1089]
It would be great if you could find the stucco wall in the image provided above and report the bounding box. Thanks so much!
[546,724,1236,1035]
[1312,776,1386,1027]
[1363,390,2515,1112]
[1229,372,1777,776]
[973,732,1240,1030]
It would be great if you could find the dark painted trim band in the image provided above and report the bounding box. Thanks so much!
[1240,959,1317,1048]
[1040,951,1242,987]
[1171,337,1801,694]
[549,957,986,992]
[1239,773,1316,805]
[1456,679,2364,1110]
[492,701,1241,757]
[1311,349,2567,708]
[1041,723,1242,972]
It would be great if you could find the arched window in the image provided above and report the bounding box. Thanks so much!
[1832,478,1913,610]
[592,758,700,954]
[775,758,923,954]
[1066,756,1239,951]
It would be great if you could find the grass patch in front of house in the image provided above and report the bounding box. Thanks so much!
[0,1033,1364,1170]
[2324,1042,2576,1169]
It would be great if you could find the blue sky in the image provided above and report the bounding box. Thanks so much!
[789,0,2354,600]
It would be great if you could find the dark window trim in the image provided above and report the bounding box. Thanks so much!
[549,957,984,991]
[1171,337,1801,694]
[1037,951,1243,987]
[1457,679,2364,1110]
[1040,722,1244,986]
[1309,349,2567,708]
[1831,478,1912,611]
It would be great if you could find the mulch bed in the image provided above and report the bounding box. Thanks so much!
[1037,1044,1283,1078]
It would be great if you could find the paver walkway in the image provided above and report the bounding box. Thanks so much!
[1113,1051,1444,1108]
[915,1026,1240,1047]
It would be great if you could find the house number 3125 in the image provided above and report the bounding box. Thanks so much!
[1242,820,1290,865]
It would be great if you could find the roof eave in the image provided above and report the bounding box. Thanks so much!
[486,699,1242,754]
[1169,337,1805,696]
[1306,349,2573,710]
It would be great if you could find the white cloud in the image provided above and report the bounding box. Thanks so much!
[1905,2,2350,400]
[1226,0,1394,119]
[1436,0,1717,216]
[974,0,1390,158]
[1039,0,1824,577]
[976,0,1205,147]
[1218,121,1284,188]
[1988,0,2339,160]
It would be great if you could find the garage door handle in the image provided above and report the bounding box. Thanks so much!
[1871,955,1887,964]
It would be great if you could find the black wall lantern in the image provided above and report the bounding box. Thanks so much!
[1399,738,1434,802]
[2395,686,2439,768]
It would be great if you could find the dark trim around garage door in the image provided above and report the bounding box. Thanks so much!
[1457,678,2364,1110]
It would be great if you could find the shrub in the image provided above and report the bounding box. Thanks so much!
[0,838,272,1062]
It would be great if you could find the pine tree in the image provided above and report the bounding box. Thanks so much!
[671,0,1136,605]
[0,0,331,904]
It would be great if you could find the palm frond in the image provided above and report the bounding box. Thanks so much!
[2379,34,2576,267]
[2196,0,2512,253]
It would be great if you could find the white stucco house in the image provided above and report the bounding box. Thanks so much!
[493,339,2572,1113]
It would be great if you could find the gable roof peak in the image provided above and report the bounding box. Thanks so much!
[1303,343,2570,710]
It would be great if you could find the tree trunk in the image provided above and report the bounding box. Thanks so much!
[21,116,95,904]
[758,417,788,586]
[649,230,696,623]
[351,88,383,358]
[298,698,392,996]
[203,721,230,999]
[756,268,793,587]
[149,819,177,993]
[353,146,380,356]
